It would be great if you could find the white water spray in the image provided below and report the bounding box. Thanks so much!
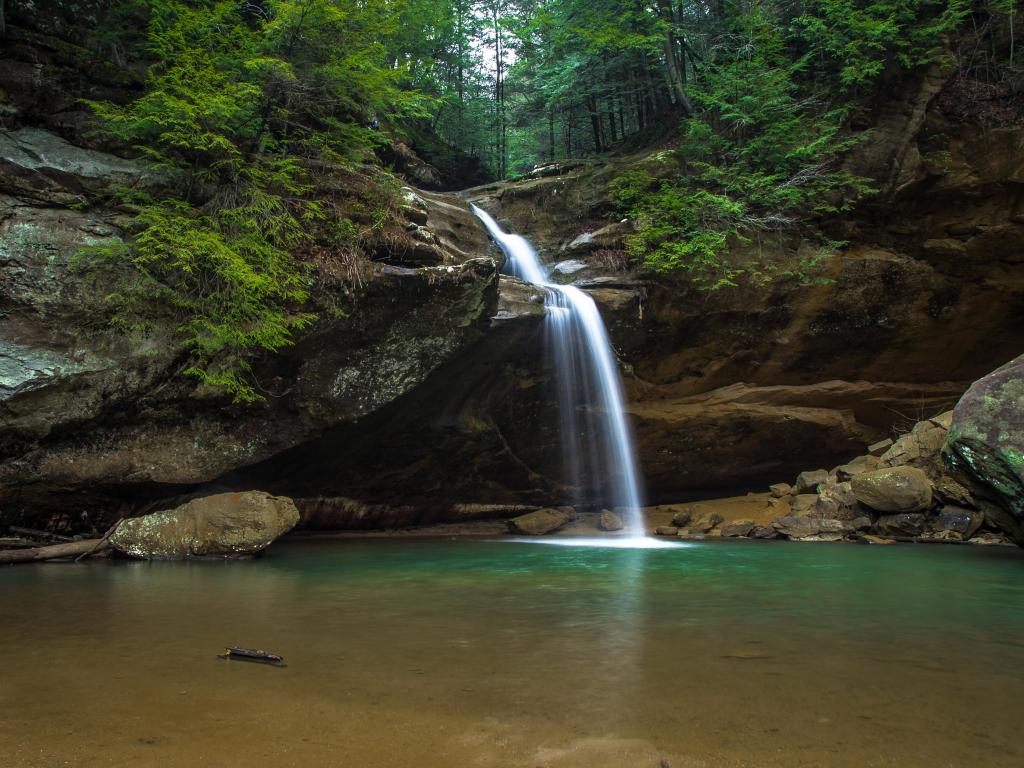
[472,205,647,537]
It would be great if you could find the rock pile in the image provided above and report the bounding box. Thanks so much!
[753,411,1006,544]
[652,409,1013,545]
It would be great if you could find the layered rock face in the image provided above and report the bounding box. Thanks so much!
[0,123,507,523]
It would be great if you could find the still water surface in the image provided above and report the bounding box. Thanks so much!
[2,538,1023,767]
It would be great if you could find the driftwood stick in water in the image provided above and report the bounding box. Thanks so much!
[75,518,124,563]
[0,538,106,564]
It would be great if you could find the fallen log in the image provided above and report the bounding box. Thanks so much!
[0,537,40,550]
[0,538,107,564]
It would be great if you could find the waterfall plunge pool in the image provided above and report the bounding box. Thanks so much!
[3,537,1023,767]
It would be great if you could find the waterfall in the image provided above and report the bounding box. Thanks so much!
[472,205,646,537]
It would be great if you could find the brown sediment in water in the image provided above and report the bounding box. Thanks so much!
[3,538,1022,768]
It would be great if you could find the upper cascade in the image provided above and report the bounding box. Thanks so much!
[471,205,646,536]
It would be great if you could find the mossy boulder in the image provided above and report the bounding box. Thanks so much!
[943,354,1024,545]
[110,491,299,560]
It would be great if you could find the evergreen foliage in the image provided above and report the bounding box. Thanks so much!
[83,0,436,400]
[62,0,1020,396]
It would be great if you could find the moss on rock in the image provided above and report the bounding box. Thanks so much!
[944,354,1024,544]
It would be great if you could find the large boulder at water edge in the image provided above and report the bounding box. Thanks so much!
[506,507,575,535]
[598,510,625,531]
[851,466,933,513]
[110,492,299,559]
[943,354,1024,545]
[772,516,851,541]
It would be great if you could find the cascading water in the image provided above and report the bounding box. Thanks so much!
[472,205,647,538]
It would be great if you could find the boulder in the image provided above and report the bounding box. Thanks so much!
[691,512,724,533]
[720,519,755,537]
[669,506,697,527]
[769,483,792,498]
[875,513,927,537]
[795,469,830,494]
[932,506,985,540]
[506,507,574,535]
[943,353,1024,545]
[655,526,679,536]
[772,516,850,541]
[598,510,624,532]
[851,467,933,513]
[790,494,819,514]
[751,525,779,539]
[934,476,976,509]
[109,491,299,559]
[878,416,949,477]
[814,480,859,520]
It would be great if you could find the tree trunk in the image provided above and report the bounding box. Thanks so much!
[564,104,573,157]
[662,31,693,115]
[548,108,555,160]
[631,68,645,129]
[587,94,603,153]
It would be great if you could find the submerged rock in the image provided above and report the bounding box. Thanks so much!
[109,492,299,560]
[851,466,933,513]
[506,507,574,535]
[858,534,897,545]
[944,353,1024,545]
